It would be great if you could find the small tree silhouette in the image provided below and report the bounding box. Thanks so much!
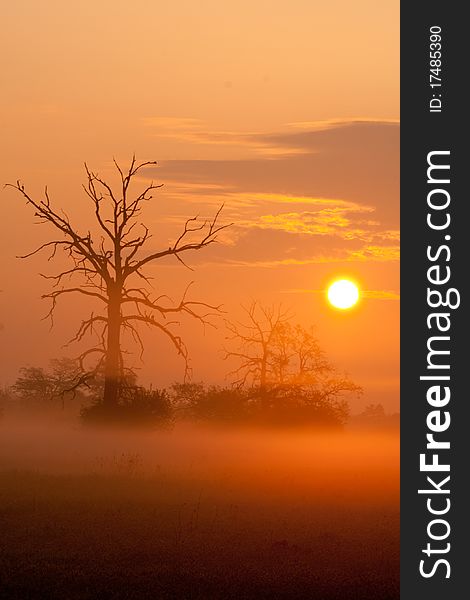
[8,158,229,408]
[224,302,293,388]
[270,323,332,386]
[12,358,87,404]
[224,302,361,420]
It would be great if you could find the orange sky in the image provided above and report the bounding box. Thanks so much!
[0,0,399,411]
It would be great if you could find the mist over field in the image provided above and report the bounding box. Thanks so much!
[0,416,399,599]
[0,417,398,490]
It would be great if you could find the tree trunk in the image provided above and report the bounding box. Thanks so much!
[103,289,121,408]
[259,346,270,409]
[260,344,268,388]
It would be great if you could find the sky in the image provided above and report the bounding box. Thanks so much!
[0,0,399,411]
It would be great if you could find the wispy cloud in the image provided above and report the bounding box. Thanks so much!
[348,245,400,262]
[286,117,400,131]
[142,117,305,156]
[362,290,400,300]
[138,120,399,267]
[281,288,400,300]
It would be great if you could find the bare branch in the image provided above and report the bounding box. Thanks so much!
[127,205,231,274]
[9,157,231,400]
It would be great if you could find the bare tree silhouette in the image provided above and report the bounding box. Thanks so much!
[224,302,293,388]
[224,302,361,409]
[271,323,331,386]
[8,157,230,408]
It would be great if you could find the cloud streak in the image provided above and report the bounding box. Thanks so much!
[282,288,400,300]
[139,120,399,267]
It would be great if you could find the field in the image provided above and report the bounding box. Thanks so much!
[0,419,399,599]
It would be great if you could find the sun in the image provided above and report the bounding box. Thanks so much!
[327,279,360,310]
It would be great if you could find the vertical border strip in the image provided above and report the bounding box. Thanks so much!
[401,3,466,597]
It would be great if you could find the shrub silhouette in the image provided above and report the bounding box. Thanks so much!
[170,382,350,427]
[81,386,173,427]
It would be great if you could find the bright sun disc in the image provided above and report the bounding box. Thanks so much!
[327,279,359,310]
